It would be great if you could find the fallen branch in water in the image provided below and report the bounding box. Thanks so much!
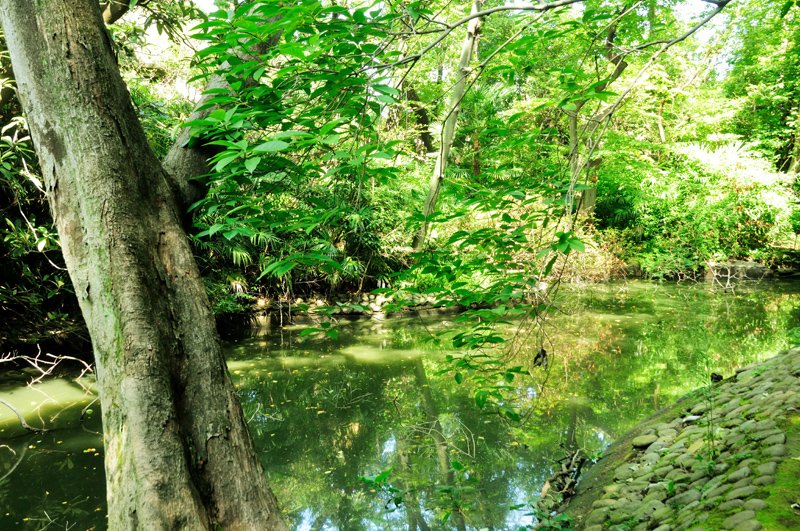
[0,398,47,433]
[0,347,93,384]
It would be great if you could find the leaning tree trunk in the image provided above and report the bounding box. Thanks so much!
[0,2,286,529]
[413,0,482,251]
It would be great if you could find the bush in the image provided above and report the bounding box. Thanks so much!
[594,134,789,279]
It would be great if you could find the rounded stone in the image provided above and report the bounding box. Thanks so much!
[592,498,617,509]
[723,511,757,529]
[719,499,744,511]
[743,498,767,511]
[761,433,786,446]
[733,520,762,531]
[585,507,610,525]
[762,444,786,457]
[726,486,757,500]
[755,461,777,475]
[752,475,775,486]
[633,434,659,448]
[727,466,751,482]
[731,477,753,490]
[668,488,701,507]
[615,464,638,481]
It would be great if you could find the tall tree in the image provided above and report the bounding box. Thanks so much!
[414,0,483,252]
[0,1,286,529]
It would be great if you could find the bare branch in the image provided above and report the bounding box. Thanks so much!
[375,0,584,72]
[0,444,27,483]
[630,0,732,52]
[0,399,47,433]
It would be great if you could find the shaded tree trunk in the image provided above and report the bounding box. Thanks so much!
[405,86,436,154]
[0,1,286,529]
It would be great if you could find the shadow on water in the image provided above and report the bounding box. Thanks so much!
[2,280,800,529]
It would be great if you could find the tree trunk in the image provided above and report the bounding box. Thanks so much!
[413,0,482,251]
[404,86,436,154]
[0,2,286,529]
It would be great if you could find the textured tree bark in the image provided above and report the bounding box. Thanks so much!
[0,1,286,529]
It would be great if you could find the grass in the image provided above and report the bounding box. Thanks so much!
[757,413,800,530]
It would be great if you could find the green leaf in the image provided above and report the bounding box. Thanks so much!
[373,84,400,96]
[244,156,261,173]
[214,154,238,172]
[253,140,290,153]
[474,389,489,409]
[454,372,463,384]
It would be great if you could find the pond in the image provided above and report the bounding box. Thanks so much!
[2,280,800,530]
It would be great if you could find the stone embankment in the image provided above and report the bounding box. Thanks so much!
[561,347,800,530]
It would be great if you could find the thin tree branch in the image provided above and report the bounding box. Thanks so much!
[374,0,584,72]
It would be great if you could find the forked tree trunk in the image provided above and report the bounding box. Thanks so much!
[0,2,286,529]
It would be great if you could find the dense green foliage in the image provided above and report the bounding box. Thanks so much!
[3,1,800,528]
[1,0,799,384]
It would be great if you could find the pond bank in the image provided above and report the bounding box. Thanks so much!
[560,347,800,530]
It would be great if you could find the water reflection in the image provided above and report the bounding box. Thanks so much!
[2,281,800,529]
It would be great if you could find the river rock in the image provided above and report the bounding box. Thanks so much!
[743,498,767,510]
[726,486,757,501]
[719,499,744,511]
[585,507,610,525]
[632,434,659,448]
[732,521,762,531]
[761,432,786,446]
[591,498,617,509]
[723,510,756,529]
[755,461,777,475]
[762,444,786,457]
[668,488,701,508]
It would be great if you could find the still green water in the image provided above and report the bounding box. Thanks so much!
[2,281,800,529]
